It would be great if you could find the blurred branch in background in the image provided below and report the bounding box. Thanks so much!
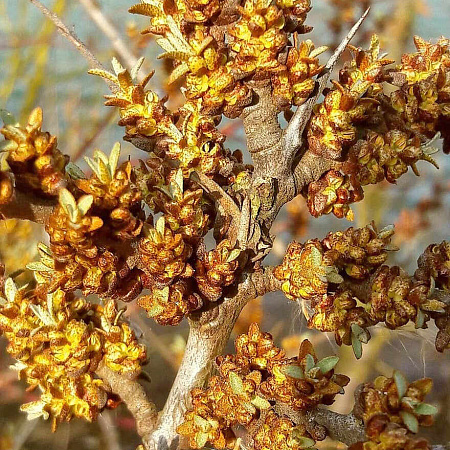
[77,0,138,70]
[28,0,115,90]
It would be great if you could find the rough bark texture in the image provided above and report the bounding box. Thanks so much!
[0,191,55,224]
[96,361,158,438]
[144,268,281,450]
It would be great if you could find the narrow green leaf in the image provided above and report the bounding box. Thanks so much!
[317,356,339,374]
[193,415,209,431]
[226,249,241,263]
[351,332,363,359]
[296,437,316,449]
[93,149,109,166]
[414,403,438,416]
[156,216,165,236]
[84,156,103,182]
[4,278,17,303]
[59,189,77,221]
[131,56,145,80]
[282,364,304,379]
[77,195,94,217]
[309,246,323,267]
[415,308,426,329]
[65,162,86,179]
[251,395,271,410]
[108,142,121,177]
[305,354,315,372]
[96,157,112,184]
[351,323,370,344]
[325,267,344,284]
[394,371,408,399]
[111,57,125,76]
[400,410,419,434]
[26,262,53,272]
[195,431,208,449]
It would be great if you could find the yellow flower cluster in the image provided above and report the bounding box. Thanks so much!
[90,59,174,138]
[0,107,68,197]
[274,240,342,300]
[91,60,241,180]
[30,182,142,301]
[129,0,324,115]
[0,280,146,431]
[275,224,449,358]
[273,39,327,108]
[178,323,346,450]
[304,35,447,220]
[393,36,450,149]
[308,35,392,160]
[275,224,394,301]
[137,215,240,323]
[74,144,144,240]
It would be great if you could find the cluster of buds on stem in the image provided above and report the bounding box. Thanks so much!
[275,224,449,357]
[0,108,68,197]
[91,59,243,178]
[350,372,437,450]
[0,279,146,431]
[129,0,327,116]
[304,35,448,220]
[30,165,143,301]
[178,323,347,449]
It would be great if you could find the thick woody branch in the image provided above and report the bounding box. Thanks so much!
[145,267,281,450]
[240,84,285,178]
[236,12,370,248]
[96,361,158,438]
[306,408,366,445]
[284,8,370,159]
[235,400,449,450]
[0,190,55,224]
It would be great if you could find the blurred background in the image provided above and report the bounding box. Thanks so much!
[0,0,449,449]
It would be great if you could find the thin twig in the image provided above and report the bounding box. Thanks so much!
[284,8,371,157]
[28,0,116,92]
[77,0,139,71]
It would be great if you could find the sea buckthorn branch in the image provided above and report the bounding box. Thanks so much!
[177,324,445,450]
[0,275,148,432]
[232,13,370,258]
[144,267,282,449]
[0,190,55,224]
[284,8,370,159]
[274,225,450,357]
[4,3,450,450]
